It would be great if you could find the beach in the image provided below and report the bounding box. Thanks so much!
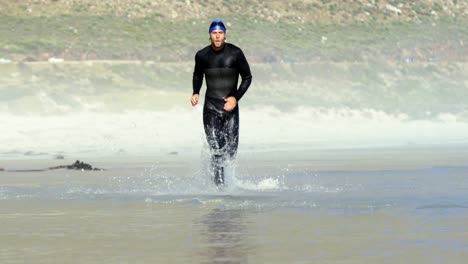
[1,0,468,262]
[1,59,467,263]
[1,146,467,263]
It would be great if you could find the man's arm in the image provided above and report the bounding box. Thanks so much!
[192,52,204,106]
[233,49,252,101]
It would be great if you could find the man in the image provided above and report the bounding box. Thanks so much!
[191,19,252,186]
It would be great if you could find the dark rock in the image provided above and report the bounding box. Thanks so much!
[48,160,104,171]
[67,160,92,170]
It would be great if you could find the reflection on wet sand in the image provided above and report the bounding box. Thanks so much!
[196,208,252,263]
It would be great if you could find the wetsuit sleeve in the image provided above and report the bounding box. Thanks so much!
[192,52,204,95]
[232,50,252,101]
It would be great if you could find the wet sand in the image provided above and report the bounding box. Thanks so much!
[1,146,467,263]
[1,199,466,264]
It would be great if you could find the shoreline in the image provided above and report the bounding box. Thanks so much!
[2,143,468,173]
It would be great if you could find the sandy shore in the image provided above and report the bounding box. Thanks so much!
[1,198,466,264]
[1,145,467,263]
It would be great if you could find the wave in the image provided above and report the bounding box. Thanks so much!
[1,106,468,159]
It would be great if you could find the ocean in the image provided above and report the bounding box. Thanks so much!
[1,60,467,263]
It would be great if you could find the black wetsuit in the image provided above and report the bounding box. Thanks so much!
[193,43,252,185]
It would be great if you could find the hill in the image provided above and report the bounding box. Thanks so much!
[0,0,466,62]
[1,0,467,22]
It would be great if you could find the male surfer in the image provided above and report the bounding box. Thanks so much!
[191,20,252,186]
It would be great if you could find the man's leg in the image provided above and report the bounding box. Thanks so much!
[203,110,227,185]
[224,107,239,161]
[215,107,239,185]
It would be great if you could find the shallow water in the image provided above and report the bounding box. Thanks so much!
[1,147,467,263]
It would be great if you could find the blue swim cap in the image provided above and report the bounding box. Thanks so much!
[209,20,226,33]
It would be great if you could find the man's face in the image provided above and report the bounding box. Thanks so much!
[210,30,225,49]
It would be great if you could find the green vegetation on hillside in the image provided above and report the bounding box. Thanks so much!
[0,0,466,62]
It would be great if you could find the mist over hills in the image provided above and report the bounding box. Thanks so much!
[0,0,466,62]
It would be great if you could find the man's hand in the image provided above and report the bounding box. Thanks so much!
[191,94,199,106]
[224,96,237,112]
